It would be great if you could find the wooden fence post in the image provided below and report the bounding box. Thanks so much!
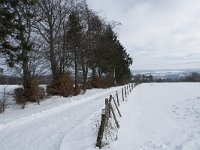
[109,95,112,118]
[96,98,109,148]
[113,97,122,117]
[96,108,106,148]
[116,91,120,106]
[122,88,124,101]
[110,104,120,128]
[105,98,109,125]
[124,87,127,98]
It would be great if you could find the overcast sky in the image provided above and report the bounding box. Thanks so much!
[87,0,200,70]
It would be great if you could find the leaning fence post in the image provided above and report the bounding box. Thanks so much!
[110,104,120,128]
[113,97,122,117]
[109,95,112,118]
[116,91,120,106]
[96,109,106,148]
[105,98,110,126]
[96,98,109,148]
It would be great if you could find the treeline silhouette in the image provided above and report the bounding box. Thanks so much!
[133,72,200,83]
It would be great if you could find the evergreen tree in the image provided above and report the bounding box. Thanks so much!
[66,11,82,92]
[0,0,36,107]
[0,0,15,44]
[97,25,132,85]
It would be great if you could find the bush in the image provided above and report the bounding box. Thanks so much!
[90,76,109,88]
[14,79,46,105]
[85,82,93,89]
[47,73,74,97]
[29,79,40,102]
[38,87,46,99]
[14,88,25,104]
[29,79,46,103]
[73,84,81,96]
[0,100,4,113]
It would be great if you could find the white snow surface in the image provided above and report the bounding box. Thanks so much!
[104,83,200,150]
[0,83,200,150]
[0,86,122,150]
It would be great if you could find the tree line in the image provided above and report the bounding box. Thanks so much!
[0,0,132,106]
[133,72,200,83]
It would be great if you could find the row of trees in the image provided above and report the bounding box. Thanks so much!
[0,0,132,106]
[133,72,200,83]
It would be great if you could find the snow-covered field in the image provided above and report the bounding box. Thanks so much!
[105,83,200,150]
[0,83,200,150]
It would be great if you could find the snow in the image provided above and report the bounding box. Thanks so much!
[0,85,123,150]
[0,83,200,150]
[0,85,19,110]
[104,83,200,150]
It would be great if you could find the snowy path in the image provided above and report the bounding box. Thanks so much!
[0,86,123,150]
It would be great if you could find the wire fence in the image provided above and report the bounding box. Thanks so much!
[96,82,139,148]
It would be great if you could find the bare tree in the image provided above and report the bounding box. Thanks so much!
[29,39,50,78]
[35,0,72,80]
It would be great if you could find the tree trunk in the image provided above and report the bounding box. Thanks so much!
[92,64,96,79]
[60,22,67,74]
[74,57,78,89]
[22,49,31,109]
[98,67,102,78]
[81,62,88,90]
[49,28,58,80]
[20,26,31,108]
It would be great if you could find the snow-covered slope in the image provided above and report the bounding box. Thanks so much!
[0,83,200,150]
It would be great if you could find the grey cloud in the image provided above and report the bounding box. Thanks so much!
[88,0,200,70]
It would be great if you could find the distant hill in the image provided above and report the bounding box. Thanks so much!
[132,69,200,80]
